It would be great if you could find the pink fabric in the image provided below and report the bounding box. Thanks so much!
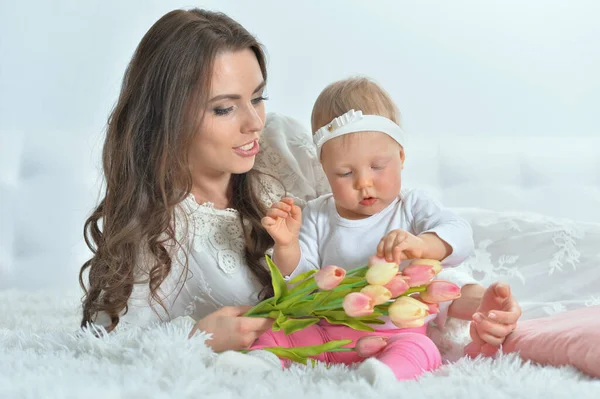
[250,321,441,380]
[502,306,600,378]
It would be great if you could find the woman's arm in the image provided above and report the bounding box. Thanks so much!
[189,306,274,352]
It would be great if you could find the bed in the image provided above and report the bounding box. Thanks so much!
[1,123,599,398]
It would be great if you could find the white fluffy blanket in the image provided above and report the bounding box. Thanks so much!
[1,290,598,399]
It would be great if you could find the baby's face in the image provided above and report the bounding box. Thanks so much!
[321,131,404,220]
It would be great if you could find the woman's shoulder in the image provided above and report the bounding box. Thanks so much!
[264,112,311,140]
[255,113,331,207]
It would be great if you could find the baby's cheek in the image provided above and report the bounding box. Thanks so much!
[380,171,402,193]
[331,182,353,204]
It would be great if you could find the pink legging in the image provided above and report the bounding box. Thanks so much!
[250,321,441,380]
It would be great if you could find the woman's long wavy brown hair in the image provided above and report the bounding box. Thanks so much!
[79,8,275,331]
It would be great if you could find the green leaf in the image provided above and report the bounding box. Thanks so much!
[287,270,318,285]
[265,255,288,302]
[314,310,349,320]
[306,339,353,355]
[355,317,386,325]
[339,276,365,285]
[313,309,385,323]
[319,315,375,332]
[346,265,368,278]
[279,279,318,308]
[285,299,318,317]
[286,278,317,296]
[251,339,353,365]
[311,288,352,308]
[280,317,320,335]
[262,347,308,364]
[271,310,287,332]
[244,297,276,317]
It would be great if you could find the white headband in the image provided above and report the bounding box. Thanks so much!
[313,109,406,157]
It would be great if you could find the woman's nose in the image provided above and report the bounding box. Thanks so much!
[241,104,264,134]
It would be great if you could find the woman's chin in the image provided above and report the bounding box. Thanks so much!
[231,158,256,174]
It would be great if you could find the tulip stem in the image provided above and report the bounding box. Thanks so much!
[314,298,344,311]
[279,283,318,306]
[402,286,427,295]
[302,280,368,302]
[346,265,368,277]
[326,348,355,353]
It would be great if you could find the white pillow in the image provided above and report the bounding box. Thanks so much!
[453,208,600,320]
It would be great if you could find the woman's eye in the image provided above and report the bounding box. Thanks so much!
[251,96,269,105]
[214,106,234,116]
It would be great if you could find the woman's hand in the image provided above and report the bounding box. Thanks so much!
[465,282,522,357]
[261,197,302,246]
[189,306,274,353]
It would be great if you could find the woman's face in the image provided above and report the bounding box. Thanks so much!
[190,49,267,177]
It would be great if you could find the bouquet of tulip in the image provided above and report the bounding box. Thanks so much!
[241,256,461,364]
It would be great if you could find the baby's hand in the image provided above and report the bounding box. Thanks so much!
[260,197,302,247]
[376,229,426,264]
[465,282,522,357]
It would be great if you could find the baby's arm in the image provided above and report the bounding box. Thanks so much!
[408,189,474,266]
[418,232,452,260]
[261,197,302,276]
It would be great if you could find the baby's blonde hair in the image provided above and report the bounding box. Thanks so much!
[311,76,400,134]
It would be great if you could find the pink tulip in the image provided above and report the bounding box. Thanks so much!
[365,261,399,286]
[383,275,410,297]
[342,292,375,317]
[355,336,388,357]
[426,302,440,314]
[367,255,388,267]
[360,285,392,305]
[409,259,442,274]
[420,280,461,303]
[388,296,430,328]
[314,265,346,290]
[401,264,436,287]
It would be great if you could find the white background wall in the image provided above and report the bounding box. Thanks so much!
[1,0,599,291]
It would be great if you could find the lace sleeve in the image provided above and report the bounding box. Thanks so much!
[254,113,331,208]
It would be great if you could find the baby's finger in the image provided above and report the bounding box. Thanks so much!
[384,234,400,262]
[393,239,412,254]
[261,216,276,228]
[266,208,289,219]
[289,204,302,223]
[271,201,292,213]
[477,333,504,347]
[479,320,514,340]
[392,246,408,264]
[280,197,295,206]
[376,238,387,257]
[469,320,485,346]
[488,309,521,325]
[474,319,511,345]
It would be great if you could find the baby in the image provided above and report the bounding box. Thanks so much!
[251,77,475,380]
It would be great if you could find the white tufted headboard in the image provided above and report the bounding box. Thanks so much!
[403,136,600,224]
[1,131,599,291]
